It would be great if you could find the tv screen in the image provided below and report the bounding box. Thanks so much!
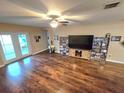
[69,35,94,50]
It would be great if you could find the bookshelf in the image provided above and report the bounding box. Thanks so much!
[91,37,110,61]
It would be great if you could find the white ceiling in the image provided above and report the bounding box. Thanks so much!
[0,0,124,27]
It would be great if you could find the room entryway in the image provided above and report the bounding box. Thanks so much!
[0,32,31,64]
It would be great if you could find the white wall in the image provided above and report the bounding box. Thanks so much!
[54,22,124,63]
[30,30,48,54]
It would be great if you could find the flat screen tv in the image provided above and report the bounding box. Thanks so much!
[69,35,94,50]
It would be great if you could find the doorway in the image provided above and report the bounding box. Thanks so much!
[0,32,31,64]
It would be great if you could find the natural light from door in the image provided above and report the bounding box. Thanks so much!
[18,34,29,55]
[0,35,16,60]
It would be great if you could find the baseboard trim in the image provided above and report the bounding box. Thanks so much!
[33,48,48,55]
[107,59,124,64]
[0,64,5,68]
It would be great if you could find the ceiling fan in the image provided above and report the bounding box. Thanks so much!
[46,14,72,28]
[2,11,84,28]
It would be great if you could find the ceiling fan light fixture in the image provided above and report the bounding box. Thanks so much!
[50,20,58,28]
[48,11,61,17]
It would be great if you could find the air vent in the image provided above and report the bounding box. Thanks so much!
[104,2,120,9]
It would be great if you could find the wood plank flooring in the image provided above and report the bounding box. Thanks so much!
[0,52,124,93]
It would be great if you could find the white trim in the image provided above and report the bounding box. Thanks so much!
[107,59,124,64]
[32,48,48,55]
[0,64,5,68]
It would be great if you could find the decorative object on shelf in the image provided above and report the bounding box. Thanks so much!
[111,36,121,41]
[59,37,69,55]
[34,36,41,42]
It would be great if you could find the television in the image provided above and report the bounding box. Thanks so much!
[68,35,94,50]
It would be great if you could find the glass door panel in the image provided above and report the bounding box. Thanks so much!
[0,35,16,60]
[18,34,29,55]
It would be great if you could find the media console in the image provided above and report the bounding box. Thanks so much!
[69,48,91,60]
[59,36,91,60]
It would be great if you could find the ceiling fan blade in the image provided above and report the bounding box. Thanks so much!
[1,16,40,18]
[7,0,48,13]
[0,16,52,25]
[0,16,45,21]
[62,15,90,22]
[0,16,54,25]
[0,13,52,20]
[59,21,69,23]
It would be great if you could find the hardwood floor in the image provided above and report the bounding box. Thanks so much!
[0,52,124,93]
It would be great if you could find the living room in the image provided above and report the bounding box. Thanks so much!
[0,0,124,93]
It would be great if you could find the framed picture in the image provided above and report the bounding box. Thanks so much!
[111,36,121,41]
[34,36,41,42]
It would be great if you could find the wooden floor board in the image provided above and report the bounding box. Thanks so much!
[0,52,124,93]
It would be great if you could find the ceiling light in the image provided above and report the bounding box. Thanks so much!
[50,20,58,28]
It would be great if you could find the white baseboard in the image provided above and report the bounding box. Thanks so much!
[33,48,48,55]
[107,59,124,64]
[0,64,5,68]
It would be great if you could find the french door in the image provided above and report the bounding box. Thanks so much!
[0,32,31,64]
[18,34,30,55]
